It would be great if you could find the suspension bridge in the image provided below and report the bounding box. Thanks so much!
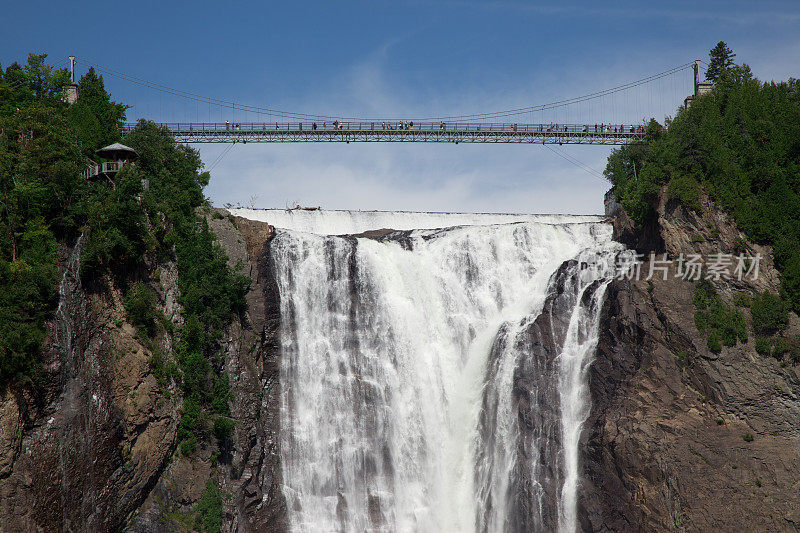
[126,121,645,145]
[65,56,710,147]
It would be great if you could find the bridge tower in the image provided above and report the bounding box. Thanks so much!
[684,60,713,108]
[63,56,78,105]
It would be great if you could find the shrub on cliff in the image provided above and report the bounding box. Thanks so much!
[667,172,702,212]
[195,479,223,533]
[124,282,158,337]
[694,280,747,353]
[750,292,789,335]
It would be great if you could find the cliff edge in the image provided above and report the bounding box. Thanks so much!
[579,190,800,531]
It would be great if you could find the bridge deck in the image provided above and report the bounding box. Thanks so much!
[124,122,644,145]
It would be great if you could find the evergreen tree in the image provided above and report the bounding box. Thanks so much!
[23,53,69,102]
[605,48,800,311]
[68,68,128,159]
[705,41,736,82]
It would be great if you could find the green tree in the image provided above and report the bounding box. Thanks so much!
[195,479,223,532]
[0,80,82,387]
[23,53,69,103]
[705,41,736,82]
[0,54,69,114]
[750,292,789,335]
[0,217,58,387]
[605,44,800,311]
[68,68,128,159]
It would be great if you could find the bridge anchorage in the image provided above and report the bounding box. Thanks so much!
[123,122,646,145]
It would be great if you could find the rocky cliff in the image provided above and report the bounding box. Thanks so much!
[579,190,800,531]
[0,211,288,532]
[3,196,798,532]
[0,233,182,531]
[128,212,288,532]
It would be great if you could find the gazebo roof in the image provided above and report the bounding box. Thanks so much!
[95,143,138,160]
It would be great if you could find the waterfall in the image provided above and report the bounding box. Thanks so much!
[230,208,605,235]
[260,212,623,533]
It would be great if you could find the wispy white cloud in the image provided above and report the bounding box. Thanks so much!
[202,139,613,214]
[200,3,797,214]
[202,44,680,214]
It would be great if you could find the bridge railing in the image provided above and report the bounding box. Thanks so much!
[123,121,646,135]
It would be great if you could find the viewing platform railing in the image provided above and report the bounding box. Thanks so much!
[81,160,126,180]
[122,122,646,145]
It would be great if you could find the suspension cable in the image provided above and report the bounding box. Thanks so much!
[544,145,605,179]
[73,55,694,123]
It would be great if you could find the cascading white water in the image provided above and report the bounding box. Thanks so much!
[257,211,624,533]
[230,208,605,235]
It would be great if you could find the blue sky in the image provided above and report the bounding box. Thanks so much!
[3,1,799,213]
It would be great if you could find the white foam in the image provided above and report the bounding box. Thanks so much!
[273,220,622,532]
[230,208,605,235]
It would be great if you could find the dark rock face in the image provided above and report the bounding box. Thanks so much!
[209,214,288,532]
[221,216,288,531]
[611,209,664,256]
[580,193,800,531]
[0,234,180,531]
[507,261,577,532]
[476,260,608,533]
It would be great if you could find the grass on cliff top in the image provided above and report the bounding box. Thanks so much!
[604,43,800,312]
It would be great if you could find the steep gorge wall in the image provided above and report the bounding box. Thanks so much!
[579,192,800,531]
[0,210,287,532]
[0,211,289,532]
[4,199,800,532]
[128,213,288,532]
[0,235,182,531]
[210,215,287,531]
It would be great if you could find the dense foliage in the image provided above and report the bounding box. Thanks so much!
[0,54,247,461]
[68,68,127,159]
[0,55,79,387]
[750,291,789,335]
[605,43,800,311]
